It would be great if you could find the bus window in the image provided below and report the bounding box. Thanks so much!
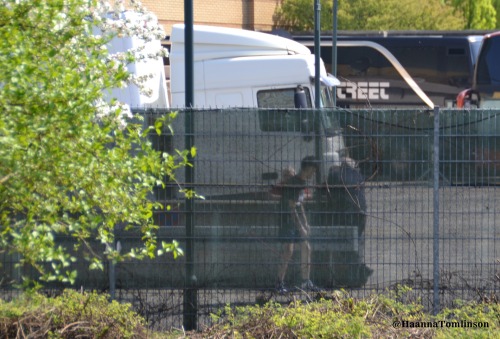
[476,35,500,86]
[337,47,397,78]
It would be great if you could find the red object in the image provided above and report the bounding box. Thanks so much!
[456,88,471,108]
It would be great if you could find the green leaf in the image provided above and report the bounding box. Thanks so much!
[0,0,192,289]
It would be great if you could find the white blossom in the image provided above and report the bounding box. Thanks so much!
[95,97,133,130]
[89,0,167,128]
[52,12,69,32]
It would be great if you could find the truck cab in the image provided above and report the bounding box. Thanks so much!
[167,25,348,199]
[169,24,339,109]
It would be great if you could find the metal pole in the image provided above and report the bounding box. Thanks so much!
[108,244,115,300]
[183,0,197,331]
[108,240,121,301]
[332,0,338,106]
[432,106,440,315]
[314,0,321,108]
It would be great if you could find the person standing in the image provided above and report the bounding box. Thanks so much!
[276,156,319,293]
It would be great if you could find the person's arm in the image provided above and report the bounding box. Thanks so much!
[298,204,310,237]
[288,199,309,237]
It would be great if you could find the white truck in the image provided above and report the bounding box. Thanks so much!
[109,20,349,197]
[106,15,368,289]
[169,24,340,109]
[108,20,340,110]
[165,24,348,199]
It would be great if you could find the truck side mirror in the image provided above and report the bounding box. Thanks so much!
[295,86,313,141]
[294,86,308,108]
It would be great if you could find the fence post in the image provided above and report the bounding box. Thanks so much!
[314,0,321,108]
[331,0,338,107]
[108,238,121,301]
[432,106,440,315]
[183,0,197,328]
[108,242,115,301]
[183,107,197,331]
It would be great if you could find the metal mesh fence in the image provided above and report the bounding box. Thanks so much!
[1,107,499,331]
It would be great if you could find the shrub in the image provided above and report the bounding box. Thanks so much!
[0,290,147,338]
[196,288,499,338]
[204,288,426,338]
[435,300,500,339]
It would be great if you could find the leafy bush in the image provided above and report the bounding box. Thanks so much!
[196,288,499,338]
[0,290,147,338]
[0,0,188,287]
[274,0,495,31]
[435,300,500,339]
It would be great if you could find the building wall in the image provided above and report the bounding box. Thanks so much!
[253,0,281,31]
[141,0,281,35]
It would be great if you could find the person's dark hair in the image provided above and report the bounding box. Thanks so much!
[300,156,319,171]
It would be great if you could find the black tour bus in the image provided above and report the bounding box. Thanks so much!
[293,31,486,108]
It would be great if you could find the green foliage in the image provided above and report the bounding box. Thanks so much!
[340,0,464,31]
[205,288,422,338]
[435,300,500,339]
[495,0,500,28]
[0,0,187,287]
[451,0,497,29]
[201,287,500,338]
[274,0,495,31]
[270,300,372,338]
[0,290,147,338]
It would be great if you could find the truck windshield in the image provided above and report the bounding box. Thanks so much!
[321,109,343,135]
[321,86,336,107]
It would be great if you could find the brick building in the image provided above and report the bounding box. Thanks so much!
[141,0,281,35]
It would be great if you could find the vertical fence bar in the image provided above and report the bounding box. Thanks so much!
[184,108,197,330]
[183,0,197,330]
[331,0,338,107]
[108,242,116,301]
[314,0,321,108]
[433,106,440,315]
